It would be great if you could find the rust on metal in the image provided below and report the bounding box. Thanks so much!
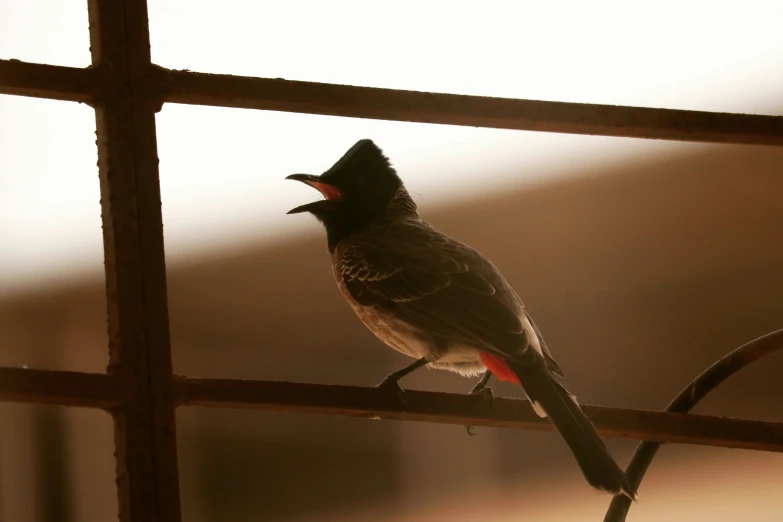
[0,367,120,408]
[88,0,181,520]
[0,58,100,104]
[173,377,783,453]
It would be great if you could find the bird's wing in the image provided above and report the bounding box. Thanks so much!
[337,221,547,367]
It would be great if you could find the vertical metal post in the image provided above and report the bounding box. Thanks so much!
[87,0,181,520]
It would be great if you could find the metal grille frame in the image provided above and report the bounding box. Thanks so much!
[1,2,782,520]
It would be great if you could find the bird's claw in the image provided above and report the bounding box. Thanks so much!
[465,387,494,436]
[376,378,409,403]
[471,387,494,407]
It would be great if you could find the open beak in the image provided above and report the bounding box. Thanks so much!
[285,174,343,214]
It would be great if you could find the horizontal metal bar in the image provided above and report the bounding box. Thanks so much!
[1,367,780,452]
[3,60,782,145]
[0,59,100,104]
[174,377,783,452]
[154,67,783,146]
[0,367,120,408]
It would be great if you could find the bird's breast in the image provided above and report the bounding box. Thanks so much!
[335,275,484,376]
[339,281,432,359]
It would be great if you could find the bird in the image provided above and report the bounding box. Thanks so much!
[285,139,635,498]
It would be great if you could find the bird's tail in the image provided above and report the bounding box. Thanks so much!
[480,353,636,498]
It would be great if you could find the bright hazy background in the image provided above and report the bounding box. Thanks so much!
[2,0,782,295]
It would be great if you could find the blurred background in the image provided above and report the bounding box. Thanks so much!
[1,1,783,521]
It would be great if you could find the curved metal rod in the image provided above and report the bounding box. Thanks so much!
[604,329,783,522]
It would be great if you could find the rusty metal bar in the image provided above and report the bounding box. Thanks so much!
[0,58,99,104]
[153,67,783,146]
[87,0,181,521]
[0,367,120,408]
[173,378,783,453]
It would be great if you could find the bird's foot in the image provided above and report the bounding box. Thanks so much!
[376,377,409,403]
[465,387,494,436]
[470,386,494,406]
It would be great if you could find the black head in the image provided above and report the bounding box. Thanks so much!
[286,139,415,250]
